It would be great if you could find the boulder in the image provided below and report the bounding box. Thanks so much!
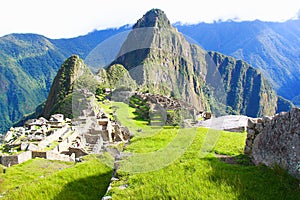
[245,108,300,179]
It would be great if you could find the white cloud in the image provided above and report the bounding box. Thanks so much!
[0,0,300,38]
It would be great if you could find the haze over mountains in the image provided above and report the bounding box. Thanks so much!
[0,9,299,133]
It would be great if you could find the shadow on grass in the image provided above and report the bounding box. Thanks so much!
[206,156,300,200]
[54,171,111,200]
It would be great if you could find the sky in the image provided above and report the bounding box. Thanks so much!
[1,0,300,39]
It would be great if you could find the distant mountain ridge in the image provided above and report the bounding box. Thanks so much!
[176,20,300,104]
[0,34,65,133]
[0,10,298,133]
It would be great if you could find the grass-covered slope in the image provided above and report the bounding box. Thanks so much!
[0,156,111,200]
[109,128,300,199]
[96,98,300,199]
[0,34,66,133]
[1,98,299,199]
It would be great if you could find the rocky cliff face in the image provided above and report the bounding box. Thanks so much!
[245,108,300,179]
[107,9,280,117]
[208,52,278,117]
[42,55,95,118]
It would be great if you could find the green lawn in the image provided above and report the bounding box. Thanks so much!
[0,155,112,200]
[99,100,161,138]
[107,128,300,199]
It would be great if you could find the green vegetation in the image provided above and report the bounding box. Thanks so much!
[94,99,300,199]
[43,55,98,119]
[1,9,299,200]
[177,21,300,103]
[129,95,150,121]
[208,51,278,117]
[98,64,137,90]
[166,110,183,126]
[1,97,298,200]
[0,34,66,133]
[0,156,111,200]
[113,102,152,135]
[107,128,300,199]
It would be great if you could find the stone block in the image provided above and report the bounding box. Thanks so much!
[21,143,29,151]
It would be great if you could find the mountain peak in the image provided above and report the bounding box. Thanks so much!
[42,55,91,118]
[133,9,171,29]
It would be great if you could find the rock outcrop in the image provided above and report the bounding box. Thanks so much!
[245,108,300,179]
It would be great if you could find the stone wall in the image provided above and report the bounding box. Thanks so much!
[32,151,47,159]
[32,151,74,162]
[245,108,300,179]
[18,151,32,164]
[0,154,19,167]
[46,151,74,162]
[0,151,32,167]
[0,149,74,167]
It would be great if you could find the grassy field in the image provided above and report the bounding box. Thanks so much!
[2,99,300,199]
[98,100,160,137]
[95,100,300,199]
[0,155,112,200]
[107,127,300,199]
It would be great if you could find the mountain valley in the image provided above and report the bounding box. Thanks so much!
[1,8,300,200]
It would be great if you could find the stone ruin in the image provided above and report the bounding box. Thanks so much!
[0,114,82,166]
[74,109,131,154]
[134,92,202,124]
[245,108,300,179]
[72,89,131,154]
[136,92,185,111]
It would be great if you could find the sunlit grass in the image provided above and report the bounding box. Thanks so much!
[108,128,300,199]
[1,155,112,200]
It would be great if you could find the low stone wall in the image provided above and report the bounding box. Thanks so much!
[32,151,47,159]
[0,154,19,167]
[32,151,73,162]
[0,150,74,167]
[0,151,32,167]
[46,151,74,162]
[18,151,32,163]
[245,108,300,179]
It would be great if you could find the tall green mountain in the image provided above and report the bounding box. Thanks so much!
[105,9,279,117]
[42,55,96,118]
